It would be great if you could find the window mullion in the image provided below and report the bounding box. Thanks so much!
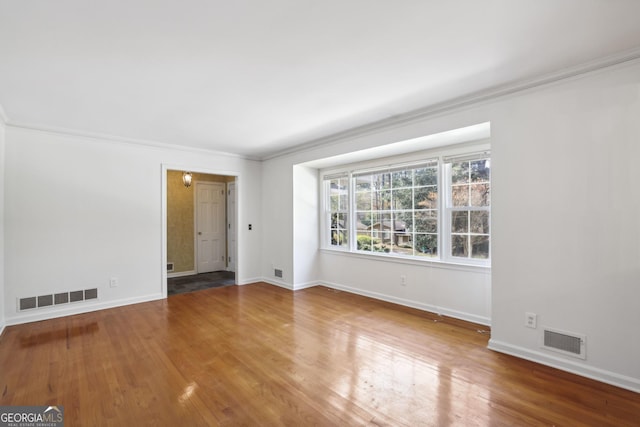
[440,159,445,261]
[349,172,356,252]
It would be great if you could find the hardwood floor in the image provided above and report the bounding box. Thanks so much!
[1,283,638,426]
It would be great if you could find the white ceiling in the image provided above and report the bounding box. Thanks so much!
[1,1,640,159]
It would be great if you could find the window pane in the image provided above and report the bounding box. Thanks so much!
[373,190,391,210]
[391,212,411,251]
[330,178,348,193]
[451,162,469,184]
[339,193,348,210]
[329,208,348,247]
[414,186,437,209]
[415,211,437,232]
[415,234,437,256]
[391,233,413,255]
[452,234,468,257]
[329,178,348,210]
[356,191,371,210]
[337,213,348,229]
[371,214,392,243]
[393,212,412,229]
[470,183,490,207]
[451,211,469,233]
[415,167,437,186]
[372,173,391,190]
[330,194,340,211]
[355,210,376,252]
[392,170,412,188]
[356,212,372,229]
[451,185,469,207]
[369,220,391,252]
[357,233,373,251]
[355,175,372,191]
[471,235,490,259]
[392,188,413,210]
[370,212,380,228]
[470,159,490,182]
[470,211,489,234]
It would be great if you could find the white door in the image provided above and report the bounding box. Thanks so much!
[227,182,236,272]
[196,182,226,273]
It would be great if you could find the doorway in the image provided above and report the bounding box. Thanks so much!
[164,169,237,296]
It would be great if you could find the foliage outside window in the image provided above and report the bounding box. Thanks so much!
[354,161,438,257]
[322,150,490,266]
[327,175,349,248]
[446,157,491,260]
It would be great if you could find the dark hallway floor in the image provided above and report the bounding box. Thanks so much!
[167,271,235,296]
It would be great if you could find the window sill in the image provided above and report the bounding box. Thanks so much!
[319,247,491,273]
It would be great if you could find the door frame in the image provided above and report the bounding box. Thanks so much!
[161,164,239,298]
[226,181,237,273]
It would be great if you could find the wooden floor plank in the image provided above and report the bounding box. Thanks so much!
[1,282,638,426]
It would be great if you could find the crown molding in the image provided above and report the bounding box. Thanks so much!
[6,121,259,161]
[3,46,640,162]
[262,46,640,161]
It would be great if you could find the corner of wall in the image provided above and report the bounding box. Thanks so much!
[0,107,6,336]
[0,103,8,125]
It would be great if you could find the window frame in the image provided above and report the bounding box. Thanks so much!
[323,173,350,251]
[442,153,491,265]
[320,143,491,267]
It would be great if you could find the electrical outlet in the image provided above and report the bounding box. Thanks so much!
[525,312,537,329]
[400,275,406,286]
[110,277,119,288]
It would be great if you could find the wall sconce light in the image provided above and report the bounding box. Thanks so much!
[182,171,193,188]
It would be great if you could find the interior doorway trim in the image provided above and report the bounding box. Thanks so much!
[161,164,239,298]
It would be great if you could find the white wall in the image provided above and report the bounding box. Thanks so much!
[292,165,319,288]
[489,61,640,392]
[261,59,640,391]
[320,254,491,324]
[260,158,295,286]
[4,127,262,324]
[0,117,5,335]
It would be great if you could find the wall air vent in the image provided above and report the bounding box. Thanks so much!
[19,297,36,311]
[542,328,586,359]
[274,269,283,278]
[18,288,99,311]
[167,262,174,273]
[37,294,53,308]
[54,292,69,305]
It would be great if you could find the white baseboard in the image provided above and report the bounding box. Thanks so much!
[257,278,319,291]
[292,281,319,291]
[236,276,263,286]
[261,277,294,290]
[5,293,165,327]
[319,280,491,326]
[167,270,196,279]
[253,278,489,325]
[488,339,640,394]
[0,321,5,338]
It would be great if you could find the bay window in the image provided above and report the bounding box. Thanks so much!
[322,148,490,266]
